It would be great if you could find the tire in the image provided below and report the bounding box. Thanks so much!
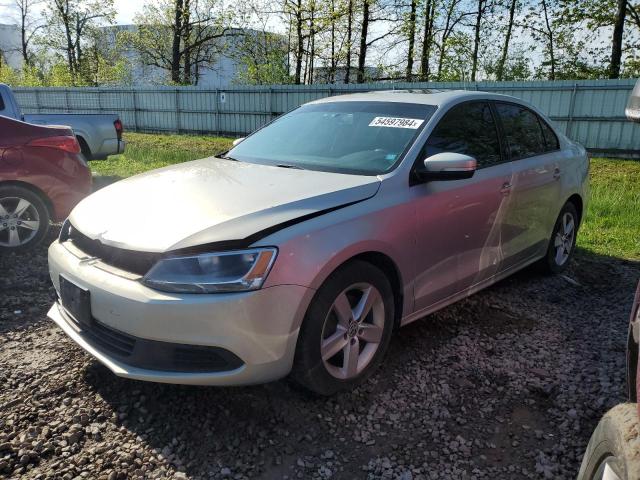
[0,185,50,252]
[577,403,640,480]
[291,260,395,395]
[538,201,579,274]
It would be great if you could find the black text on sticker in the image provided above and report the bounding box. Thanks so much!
[368,117,424,129]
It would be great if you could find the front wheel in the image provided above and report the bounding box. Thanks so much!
[291,260,395,395]
[538,201,579,274]
[0,185,50,252]
[577,403,640,480]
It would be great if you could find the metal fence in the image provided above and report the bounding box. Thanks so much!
[13,78,640,154]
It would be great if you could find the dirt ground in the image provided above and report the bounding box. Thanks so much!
[1,228,638,479]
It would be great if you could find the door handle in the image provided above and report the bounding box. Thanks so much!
[500,182,512,195]
[553,167,561,179]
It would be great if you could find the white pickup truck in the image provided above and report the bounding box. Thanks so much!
[0,83,125,160]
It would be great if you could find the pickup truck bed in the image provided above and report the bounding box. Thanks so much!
[0,84,125,160]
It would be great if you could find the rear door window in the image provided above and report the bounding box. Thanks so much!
[423,101,502,168]
[495,103,547,160]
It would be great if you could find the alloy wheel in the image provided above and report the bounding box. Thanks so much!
[593,457,622,480]
[553,211,575,266]
[320,282,385,380]
[0,197,41,247]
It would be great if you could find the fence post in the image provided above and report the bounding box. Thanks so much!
[175,89,181,134]
[64,88,70,113]
[214,89,219,135]
[567,82,578,139]
[97,87,103,113]
[268,87,273,122]
[35,89,41,113]
[132,89,139,132]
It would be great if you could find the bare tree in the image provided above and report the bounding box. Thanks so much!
[11,0,44,65]
[470,0,489,81]
[496,0,517,80]
[609,0,627,78]
[44,0,116,82]
[124,0,236,85]
[405,0,417,80]
[419,0,437,80]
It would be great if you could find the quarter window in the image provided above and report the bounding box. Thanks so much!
[539,118,560,151]
[424,102,502,168]
[495,103,547,160]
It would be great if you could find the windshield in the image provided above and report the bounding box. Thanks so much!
[228,101,437,175]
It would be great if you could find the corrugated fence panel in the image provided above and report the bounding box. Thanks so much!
[12,79,640,153]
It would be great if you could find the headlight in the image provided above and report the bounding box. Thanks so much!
[142,248,277,293]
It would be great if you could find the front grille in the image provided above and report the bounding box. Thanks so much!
[83,320,137,357]
[64,223,159,276]
[59,304,243,373]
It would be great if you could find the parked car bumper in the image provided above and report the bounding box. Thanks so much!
[91,138,126,160]
[47,240,314,385]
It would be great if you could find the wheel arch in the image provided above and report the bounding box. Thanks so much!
[0,180,54,218]
[308,250,405,330]
[76,135,91,160]
[566,193,584,225]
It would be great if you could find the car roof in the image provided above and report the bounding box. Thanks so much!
[309,89,524,109]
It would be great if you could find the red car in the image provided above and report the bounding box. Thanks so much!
[0,115,92,251]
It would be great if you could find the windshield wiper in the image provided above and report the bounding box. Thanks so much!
[215,152,240,161]
[275,163,305,170]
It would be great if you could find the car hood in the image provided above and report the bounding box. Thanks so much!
[69,157,380,252]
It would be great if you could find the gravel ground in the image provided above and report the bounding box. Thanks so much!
[1,228,638,480]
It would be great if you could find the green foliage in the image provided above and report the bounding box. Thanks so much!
[578,158,640,260]
[234,33,292,85]
[437,32,473,81]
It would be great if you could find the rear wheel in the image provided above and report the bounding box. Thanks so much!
[577,403,640,480]
[291,260,395,395]
[539,201,579,274]
[0,185,50,252]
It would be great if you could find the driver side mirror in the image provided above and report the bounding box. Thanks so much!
[232,137,246,147]
[414,152,477,182]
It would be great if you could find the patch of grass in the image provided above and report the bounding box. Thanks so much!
[91,134,640,260]
[89,132,233,178]
[578,158,640,260]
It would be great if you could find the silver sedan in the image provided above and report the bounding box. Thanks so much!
[48,90,589,394]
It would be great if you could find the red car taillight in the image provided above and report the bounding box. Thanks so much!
[28,135,81,154]
[114,119,123,140]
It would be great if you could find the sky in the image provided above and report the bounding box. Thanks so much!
[112,0,142,24]
[0,0,140,25]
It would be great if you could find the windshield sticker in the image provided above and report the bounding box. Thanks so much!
[369,116,424,129]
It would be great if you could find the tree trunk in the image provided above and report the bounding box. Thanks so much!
[182,0,191,84]
[609,0,626,79]
[294,0,303,84]
[419,0,435,81]
[496,0,517,81]
[470,0,484,81]
[20,2,29,65]
[541,0,555,80]
[406,0,417,81]
[345,0,353,83]
[171,0,184,83]
[308,2,316,84]
[357,0,369,83]
[437,1,456,80]
[330,0,336,83]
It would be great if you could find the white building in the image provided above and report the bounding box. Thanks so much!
[0,24,23,70]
